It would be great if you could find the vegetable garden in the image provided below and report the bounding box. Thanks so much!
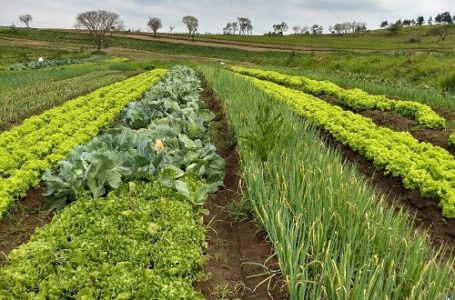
[0,62,454,299]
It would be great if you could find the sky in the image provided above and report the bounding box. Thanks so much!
[0,0,453,34]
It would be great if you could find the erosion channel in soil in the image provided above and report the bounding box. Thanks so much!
[196,82,288,299]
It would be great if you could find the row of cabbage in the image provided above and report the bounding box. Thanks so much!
[236,73,455,218]
[231,66,446,129]
[0,66,224,299]
[6,55,107,71]
[0,69,167,218]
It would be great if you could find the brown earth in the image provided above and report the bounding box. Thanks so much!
[196,83,288,299]
[0,186,53,266]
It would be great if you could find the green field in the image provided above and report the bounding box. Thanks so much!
[1,27,455,92]
[0,23,454,299]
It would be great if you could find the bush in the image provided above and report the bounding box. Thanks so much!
[407,36,421,43]
[440,72,455,92]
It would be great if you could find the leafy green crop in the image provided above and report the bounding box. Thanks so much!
[231,66,446,129]
[0,69,166,218]
[1,66,225,299]
[0,179,205,299]
[43,66,224,207]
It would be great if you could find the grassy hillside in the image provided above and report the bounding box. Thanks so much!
[195,25,455,50]
[1,27,455,92]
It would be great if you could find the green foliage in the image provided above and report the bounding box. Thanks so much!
[440,72,455,92]
[239,105,284,162]
[231,66,446,129]
[7,55,106,71]
[43,66,224,208]
[0,179,205,299]
[0,69,166,218]
[201,65,455,299]
[238,71,455,218]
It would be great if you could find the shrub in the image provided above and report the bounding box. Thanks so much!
[440,72,455,92]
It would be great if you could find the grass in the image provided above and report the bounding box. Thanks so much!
[195,25,455,50]
[200,65,455,299]
[1,28,455,91]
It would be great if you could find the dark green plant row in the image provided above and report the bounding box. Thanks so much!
[6,55,107,71]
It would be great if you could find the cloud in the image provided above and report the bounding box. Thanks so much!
[0,0,453,33]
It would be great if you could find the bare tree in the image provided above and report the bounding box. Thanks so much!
[169,25,175,34]
[75,10,122,51]
[429,24,454,41]
[147,17,162,36]
[19,14,32,28]
[292,26,301,35]
[182,15,198,40]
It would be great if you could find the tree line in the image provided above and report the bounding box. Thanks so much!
[382,11,455,41]
[12,9,455,52]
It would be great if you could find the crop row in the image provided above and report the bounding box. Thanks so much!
[0,69,131,128]
[0,68,167,217]
[6,55,108,71]
[0,66,223,298]
[230,66,446,129]
[237,73,455,218]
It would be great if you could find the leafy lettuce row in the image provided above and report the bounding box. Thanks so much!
[240,74,455,218]
[231,66,446,129]
[0,179,205,299]
[0,69,167,218]
[43,65,224,207]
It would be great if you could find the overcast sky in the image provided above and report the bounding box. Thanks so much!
[0,0,453,34]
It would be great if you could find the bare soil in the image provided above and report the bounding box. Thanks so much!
[196,84,287,299]
[0,186,53,266]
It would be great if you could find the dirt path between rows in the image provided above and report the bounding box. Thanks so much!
[0,186,53,266]
[196,84,287,299]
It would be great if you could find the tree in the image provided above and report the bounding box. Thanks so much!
[147,17,162,36]
[354,22,367,34]
[429,24,454,41]
[435,12,453,24]
[380,21,388,28]
[237,17,252,35]
[169,25,175,34]
[311,24,323,35]
[301,26,309,34]
[428,16,433,25]
[75,10,122,51]
[416,16,425,25]
[182,15,198,40]
[19,14,32,28]
[232,22,239,34]
[292,26,301,34]
[272,22,288,35]
[387,21,402,35]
